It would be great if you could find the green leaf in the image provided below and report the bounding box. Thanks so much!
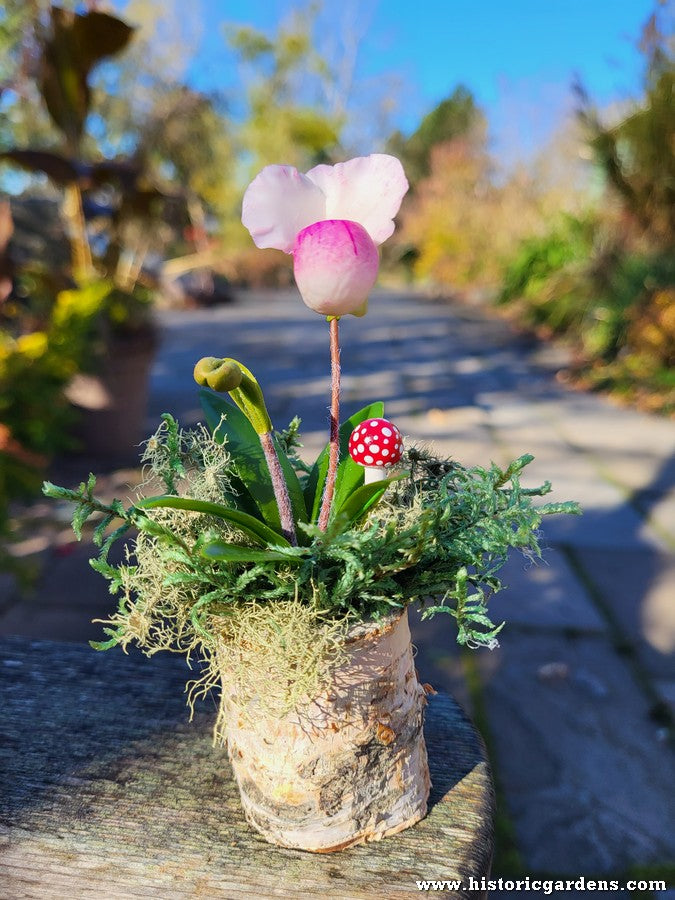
[201,542,305,564]
[134,495,291,548]
[220,474,266,519]
[304,402,384,522]
[89,637,119,651]
[42,480,74,500]
[272,434,308,526]
[332,455,365,513]
[71,502,93,541]
[92,513,113,547]
[496,454,534,486]
[131,514,179,543]
[201,389,280,524]
[200,389,307,532]
[88,625,123,651]
[98,522,132,562]
[332,472,408,530]
[39,8,135,144]
[90,557,123,586]
[70,10,135,73]
[538,501,582,516]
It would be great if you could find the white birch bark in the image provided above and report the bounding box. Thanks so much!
[219,609,431,852]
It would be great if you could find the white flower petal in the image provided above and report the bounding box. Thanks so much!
[306,154,408,246]
[242,165,326,253]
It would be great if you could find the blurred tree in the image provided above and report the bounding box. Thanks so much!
[492,3,675,413]
[0,1,74,153]
[578,5,674,248]
[387,86,481,185]
[397,123,556,288]
[2,1,237,299]
[0,2,32,114]
[220,4,348,282]
[92,0,236,242]
[1,4,139,281]
[226,8,342,174]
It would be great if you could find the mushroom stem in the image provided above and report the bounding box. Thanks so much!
[364,466,387,485]
[318,317,341,530]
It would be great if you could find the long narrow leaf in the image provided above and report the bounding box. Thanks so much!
[220,473,265,519]
[200,389,307,534]
[333,472,408,530]
[331,455,365,513]
[272,433,308,525]
[134,495,290,548]
[201,389,278,521]
[304,402,384,522]
[201,542,305,564]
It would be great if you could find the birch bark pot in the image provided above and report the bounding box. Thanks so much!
[218,609,431,852]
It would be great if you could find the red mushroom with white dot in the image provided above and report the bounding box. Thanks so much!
[348,418,403,483]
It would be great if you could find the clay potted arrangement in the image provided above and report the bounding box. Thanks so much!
[44,154,578,852]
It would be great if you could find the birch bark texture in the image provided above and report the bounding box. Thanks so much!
[219,609,431,852]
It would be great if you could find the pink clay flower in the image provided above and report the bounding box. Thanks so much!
[241,155,408,317]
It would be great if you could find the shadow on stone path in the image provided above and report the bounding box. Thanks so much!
[2,287,674,885]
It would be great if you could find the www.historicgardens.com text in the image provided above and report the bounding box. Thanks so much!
[415,876,668,893]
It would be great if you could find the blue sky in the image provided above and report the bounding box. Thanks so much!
[167,0,655,158]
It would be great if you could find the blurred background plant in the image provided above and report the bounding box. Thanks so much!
[493,7,674,414]
[0,3,151,551]
[0,1,213,555]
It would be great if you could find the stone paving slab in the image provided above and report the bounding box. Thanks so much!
[408,607,473,716]
[0,574,17,616]
[548,392,675,460]
[539,493,665,551]
[487,550,606,633]
[0,542,127,643]
[475,391,674,553]
[654,679,675,717]
[572,547,675,679]
[149,291,559,434]
[475,632,675,875]
[642,491,675,549]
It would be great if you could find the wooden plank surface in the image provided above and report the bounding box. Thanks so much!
[0,637,494,899]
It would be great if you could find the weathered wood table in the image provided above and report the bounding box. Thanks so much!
[0,637,494,899]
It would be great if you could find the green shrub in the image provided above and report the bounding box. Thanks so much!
[498,215,675,411]
[498,214,595,327]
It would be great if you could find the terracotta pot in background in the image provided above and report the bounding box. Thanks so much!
[66,328,157,458]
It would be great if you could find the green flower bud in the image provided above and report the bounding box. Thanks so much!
[194,355,272,434]
[194,357,243,392]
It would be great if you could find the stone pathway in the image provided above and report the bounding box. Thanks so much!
[2,288,674,890]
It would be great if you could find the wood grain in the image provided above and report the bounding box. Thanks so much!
[0,637,494,899]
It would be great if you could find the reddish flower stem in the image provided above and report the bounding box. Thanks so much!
[318,317,341,531]
[259,431,297,546]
